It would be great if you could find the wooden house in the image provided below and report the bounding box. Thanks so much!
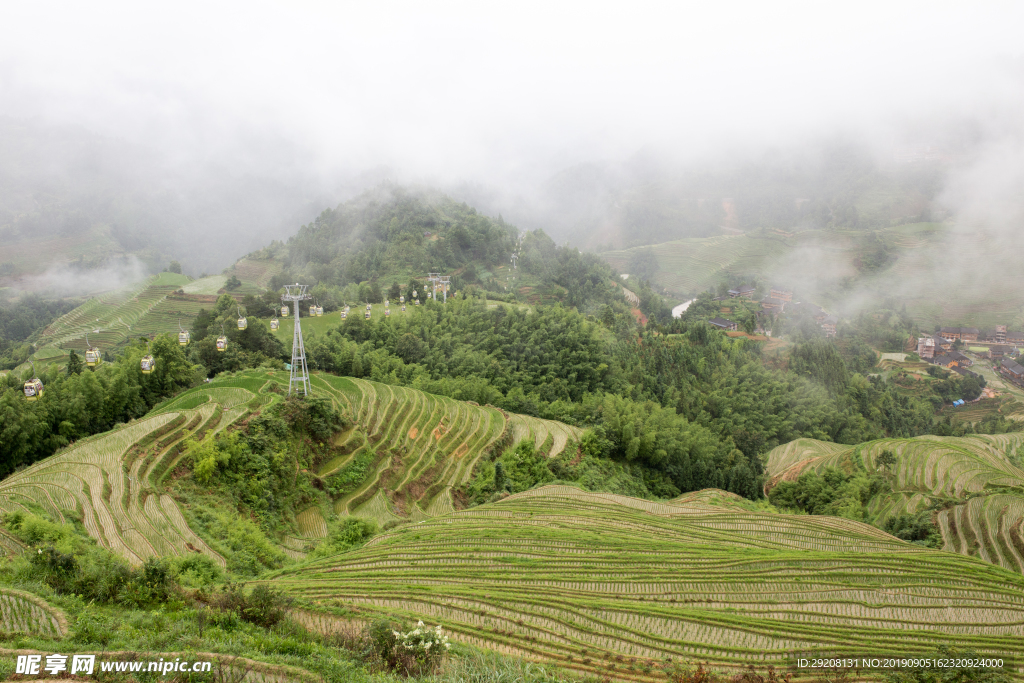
[769,287,793,302]
[1000,358,1024,387]
[728,285,757,299]
[708,317,738,331]
[822,315,838,338]
[761,297,786,312]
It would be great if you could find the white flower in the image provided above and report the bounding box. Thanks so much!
[424,642,431,650]
[417,620,425,627]
[445,643,451,649]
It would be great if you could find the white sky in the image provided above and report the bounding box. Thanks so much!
[2,1,1023,181]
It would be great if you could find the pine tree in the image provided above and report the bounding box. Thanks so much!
[66,350,83,376]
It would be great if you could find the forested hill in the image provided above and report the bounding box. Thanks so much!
[239,186,667,317]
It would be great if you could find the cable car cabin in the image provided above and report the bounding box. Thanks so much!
[400,295,405,303]
[85,347,101,367]
[412,290,418,298]
[237,317,247,330]
[178,330,190,346]
[140,355,156,374]
[364,310,371,320]
[366,303,371,311]
[23,378,43,401]
[385,308,391,317]
[216,336,228,352]
[414,298,420,305]
[401,305,406,312]
[281,306,289,317]
[340,311,347,320]
[309,305,317,316]
[316,306,324,316]
[270,318,279,330]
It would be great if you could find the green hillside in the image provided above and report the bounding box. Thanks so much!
[765,434,1024,574]
[271,484,1024,677]
[0,369,579,567]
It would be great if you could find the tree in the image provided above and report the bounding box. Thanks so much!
[876,449,897,471]
[493,461,507,492]
[66,350,83,376]
[225,275,242,291]
[166,261,182,274]
[388,282,401,301]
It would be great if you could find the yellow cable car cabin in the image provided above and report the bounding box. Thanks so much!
[412,289,417,298]
[366,303,372,311]
[316,306,324,316]
[216,336,228,352]
[414,298,420,305]
[23,377,43,401]
[309,304,317,316]
[178,330,190,346]
[271,318,279,330]
[364,310,371,320]
[281,305,289,317]
[401,305,406,312]
[85,346,101,367]
[400,295,405,303]
[141,355,156,374]
[237,316,247,330]
[385,308,391,317]
[340,310,347,320]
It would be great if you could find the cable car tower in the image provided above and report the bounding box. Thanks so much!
[438,275,452,302]
[426,272,441,302]
[282,283,311,397]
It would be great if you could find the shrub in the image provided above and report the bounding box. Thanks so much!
[363,619,451,676]
[214,582,292,628]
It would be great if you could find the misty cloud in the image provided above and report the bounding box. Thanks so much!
[15,256,149,298]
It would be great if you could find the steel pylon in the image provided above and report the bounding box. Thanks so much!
[282,284,311,396]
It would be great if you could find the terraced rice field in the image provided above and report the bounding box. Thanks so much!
[1,368,583,564]
[0,589,67,637]
[228,257,283,289]
[35,273,217,351]
[766,434,1024,574]
[272,485,1024,677]
[0,410,231,567]
[311,375,578,525]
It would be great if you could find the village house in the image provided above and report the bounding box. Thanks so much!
[708,317,738,331]
[760,296,785,312]
[1000,358,1024,387]
[994,325,1007,343]
[932,351,971,369]
[769,287,793,302]
[1008,330,1024,345]
[933,335,953,352]
[727,285,757,299]
[988,345,1013,360]
[917,337,935,359]
[939,327,980,342]
[822,315,838,338]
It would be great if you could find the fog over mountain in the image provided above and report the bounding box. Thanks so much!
[2,2,1023,282]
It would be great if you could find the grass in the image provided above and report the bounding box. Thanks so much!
[267,484,1024,677]
[765,433,1024,574]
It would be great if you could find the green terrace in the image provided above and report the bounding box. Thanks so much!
[268,485,1024,679]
